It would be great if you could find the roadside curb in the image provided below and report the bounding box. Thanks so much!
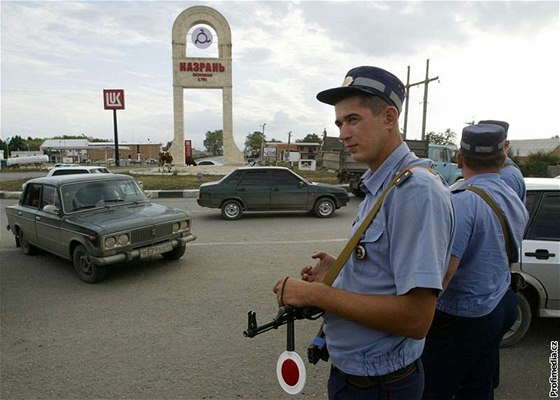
[0,191,21,200]
[146,190,199,199]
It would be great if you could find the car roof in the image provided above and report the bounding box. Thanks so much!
[233,166,293,171]
[525,177,560,191]
[26,173,133,187]
[49,166,109,171]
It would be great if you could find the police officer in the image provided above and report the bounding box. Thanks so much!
[422,124,529,399]
[273,66,455,400]
[479,119,526,203]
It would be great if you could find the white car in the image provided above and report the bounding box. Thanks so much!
[502,177,560,346]
[47,166,111,176]
[196,159,223,166]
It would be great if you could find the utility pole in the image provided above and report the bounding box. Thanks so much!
[403,66,411,139]
[260,123,266,161]
[402,59,439,140]
[286,131,292,161]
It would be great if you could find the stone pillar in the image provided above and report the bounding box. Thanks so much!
[170,86,185,166]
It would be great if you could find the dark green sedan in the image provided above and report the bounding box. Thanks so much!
[5,174,196,283]
[197,167,350,220]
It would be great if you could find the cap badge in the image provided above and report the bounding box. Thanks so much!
[341,76,354,87]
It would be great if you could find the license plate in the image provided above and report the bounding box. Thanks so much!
[140,242,173,258]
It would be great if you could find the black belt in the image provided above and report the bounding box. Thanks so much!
[332,360,418,388]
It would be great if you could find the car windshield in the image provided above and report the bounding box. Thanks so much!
[61,178,148,213]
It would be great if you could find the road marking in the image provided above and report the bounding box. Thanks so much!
[189,238,347,247]
[0,238,347,252]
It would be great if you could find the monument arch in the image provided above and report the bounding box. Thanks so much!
[171,6,244,165]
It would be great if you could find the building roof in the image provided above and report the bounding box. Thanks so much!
[40,140,159,151]
[40,139,89,150]
[509,138,560,157]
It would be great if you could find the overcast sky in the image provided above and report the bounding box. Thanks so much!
[1,1,559,151]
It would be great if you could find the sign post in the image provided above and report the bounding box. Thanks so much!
[103,89,125,166]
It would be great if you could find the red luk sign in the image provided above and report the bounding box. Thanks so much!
[103,89,125,110]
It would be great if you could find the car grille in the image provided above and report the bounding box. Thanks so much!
[130,222,174,244]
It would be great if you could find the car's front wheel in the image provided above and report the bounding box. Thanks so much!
[72,244,107,283]
[162,244,186,260]
[501,292,532,348]
[314,198,336,218]
[221,200,243,220]
[18,228,37,255]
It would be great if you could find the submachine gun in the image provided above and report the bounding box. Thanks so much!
[243,305,329,365]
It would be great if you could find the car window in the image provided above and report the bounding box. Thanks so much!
[270,170,301,186]
[223,170,242,185]
[52,169,88,176]
[525,191,541,219]
[41,185,57,209]
[22,183,42,209]
[525,192,560,241]
[61,179,147,212]
[239,170,269,187]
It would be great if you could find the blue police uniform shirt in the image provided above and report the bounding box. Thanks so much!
[323,143,455,377]
[500,157,526,203]
[438,174,528,318]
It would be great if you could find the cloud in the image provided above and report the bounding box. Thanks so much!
[1,1,559,150]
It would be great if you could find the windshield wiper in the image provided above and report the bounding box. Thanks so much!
[72,205,97,211]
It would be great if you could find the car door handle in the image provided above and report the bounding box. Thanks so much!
[35,216,41,221]
[271,188,279,192]
[525,249,555,260]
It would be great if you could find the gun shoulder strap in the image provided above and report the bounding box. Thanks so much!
[322,165,435,286]
[465,186,514,262]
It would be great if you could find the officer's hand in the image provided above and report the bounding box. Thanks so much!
[301,251,335,282]
[273,277,313,307]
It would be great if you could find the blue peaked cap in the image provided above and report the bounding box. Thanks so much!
[478,119,510,137]
[461,124,506,157]
[316,66,406,114]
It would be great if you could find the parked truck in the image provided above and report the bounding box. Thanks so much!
[321,137,462,196]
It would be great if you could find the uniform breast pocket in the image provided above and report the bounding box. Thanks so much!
[352,225,387,277]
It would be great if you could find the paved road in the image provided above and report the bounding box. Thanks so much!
[1,198,558,399]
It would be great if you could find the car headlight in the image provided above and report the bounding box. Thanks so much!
[117,233,130,246]
[104,233,130,249]
[105,237,116,248]
[173,220,190,233]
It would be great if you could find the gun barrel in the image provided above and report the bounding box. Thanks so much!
[242,307,324,338]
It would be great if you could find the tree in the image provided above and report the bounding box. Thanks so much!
[426,129,457,145]
[8,135,26,152]
[297,133,322,144]
[519,151,560,177]
[203,129,223,156]
[0,138,8,155]
[244,131,266,153]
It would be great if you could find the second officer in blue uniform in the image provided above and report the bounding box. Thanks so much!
[422,123,529,399]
